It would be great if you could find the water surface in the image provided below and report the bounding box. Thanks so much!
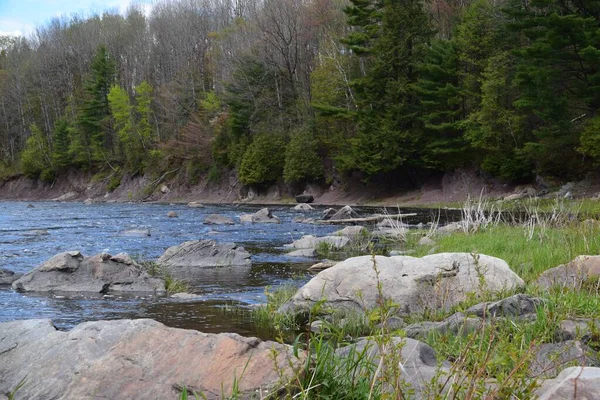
[0,201,458,338]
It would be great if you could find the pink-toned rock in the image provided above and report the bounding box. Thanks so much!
[0,319,303,399]
[537,255,600,289]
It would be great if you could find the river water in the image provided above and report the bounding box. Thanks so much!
[0,201,459,339]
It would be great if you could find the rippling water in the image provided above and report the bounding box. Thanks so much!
[0,201,457,338]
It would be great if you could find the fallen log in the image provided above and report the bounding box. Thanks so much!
[316,213,418,225]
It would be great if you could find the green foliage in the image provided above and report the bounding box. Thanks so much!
[579,114,600,161]
[283,130,323,183]
[20,123,53,181]
[340,0,434,177]
[72,44,116,168]
[239,133,286,185]
[51,119,71,169]
[415,39,470,169]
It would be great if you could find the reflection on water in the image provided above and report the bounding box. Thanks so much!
[0,201,460,339]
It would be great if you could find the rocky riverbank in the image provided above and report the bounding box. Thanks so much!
[0,168,519,206]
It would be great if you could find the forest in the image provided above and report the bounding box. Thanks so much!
[0,0,599,190]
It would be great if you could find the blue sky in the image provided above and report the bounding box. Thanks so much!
[0,0,152,36]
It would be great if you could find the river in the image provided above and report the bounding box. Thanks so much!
[0,201,460,339]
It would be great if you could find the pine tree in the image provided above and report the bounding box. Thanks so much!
[339,0,433,177]
[507,0,600,177]
[72,45,116,168]
[51,119,71,169]
[414,39,469,169]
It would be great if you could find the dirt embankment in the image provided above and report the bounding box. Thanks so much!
[0,168,516,206]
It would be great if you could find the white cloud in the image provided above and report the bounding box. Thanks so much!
[0,18,35,37]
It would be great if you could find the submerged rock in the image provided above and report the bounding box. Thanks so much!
[279,253,524,318]
[120,229,151,237]
[171,292,203,299]
[167,211,178,218]
[0,268,22,285]
[157,240,251,278]
[11,251,164,294]
[204,214,235,225]
[0,319,302,400]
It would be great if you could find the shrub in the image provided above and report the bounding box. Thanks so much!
[239,133,286,185]
[283,130,324,183]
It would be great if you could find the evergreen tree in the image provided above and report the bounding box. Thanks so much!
[507,0,600,177]
[340,0,433,177]
[72,45,116,168]
[415,39,469,169]
[51,119,71,169]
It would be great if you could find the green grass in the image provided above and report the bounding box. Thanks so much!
[136,258,190,295]
[412,223,600,283]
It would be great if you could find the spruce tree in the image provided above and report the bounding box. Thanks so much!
[72,45,116,168]
[340,0,433,177]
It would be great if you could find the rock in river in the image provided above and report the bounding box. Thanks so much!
[11,251,165,294]
[157,240,251,278]
[0,268,22,285]
[239,208,280,224]
[279,253,524,318]
[204,214,235,225]
[0,318,303,400]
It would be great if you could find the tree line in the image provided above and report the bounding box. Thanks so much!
[1,0,599,189]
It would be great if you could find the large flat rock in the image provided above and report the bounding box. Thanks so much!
[279,253,524,318]
[0,319,302,399]
[157,240,251,279]
[11,252,164,294]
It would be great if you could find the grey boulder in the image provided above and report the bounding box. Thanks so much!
[239,208,280,224]
[404,312,481,340]
[288,235,350,250]
[0,268,22,285]
[330,205,359,220]
[295,194,314,203]
[465,294,545,319]
[157,240,251,278]
[530,341,600,379]
[536,367,600,399]
[204,214,235,225]
[336,337,450,397]
[0,319,302,400]
[11,252,165,294]
[279,253,524,318]
[293,203,314,212]
[537,255,600,289]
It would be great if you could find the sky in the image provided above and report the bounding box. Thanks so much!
[0,0,153,36]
